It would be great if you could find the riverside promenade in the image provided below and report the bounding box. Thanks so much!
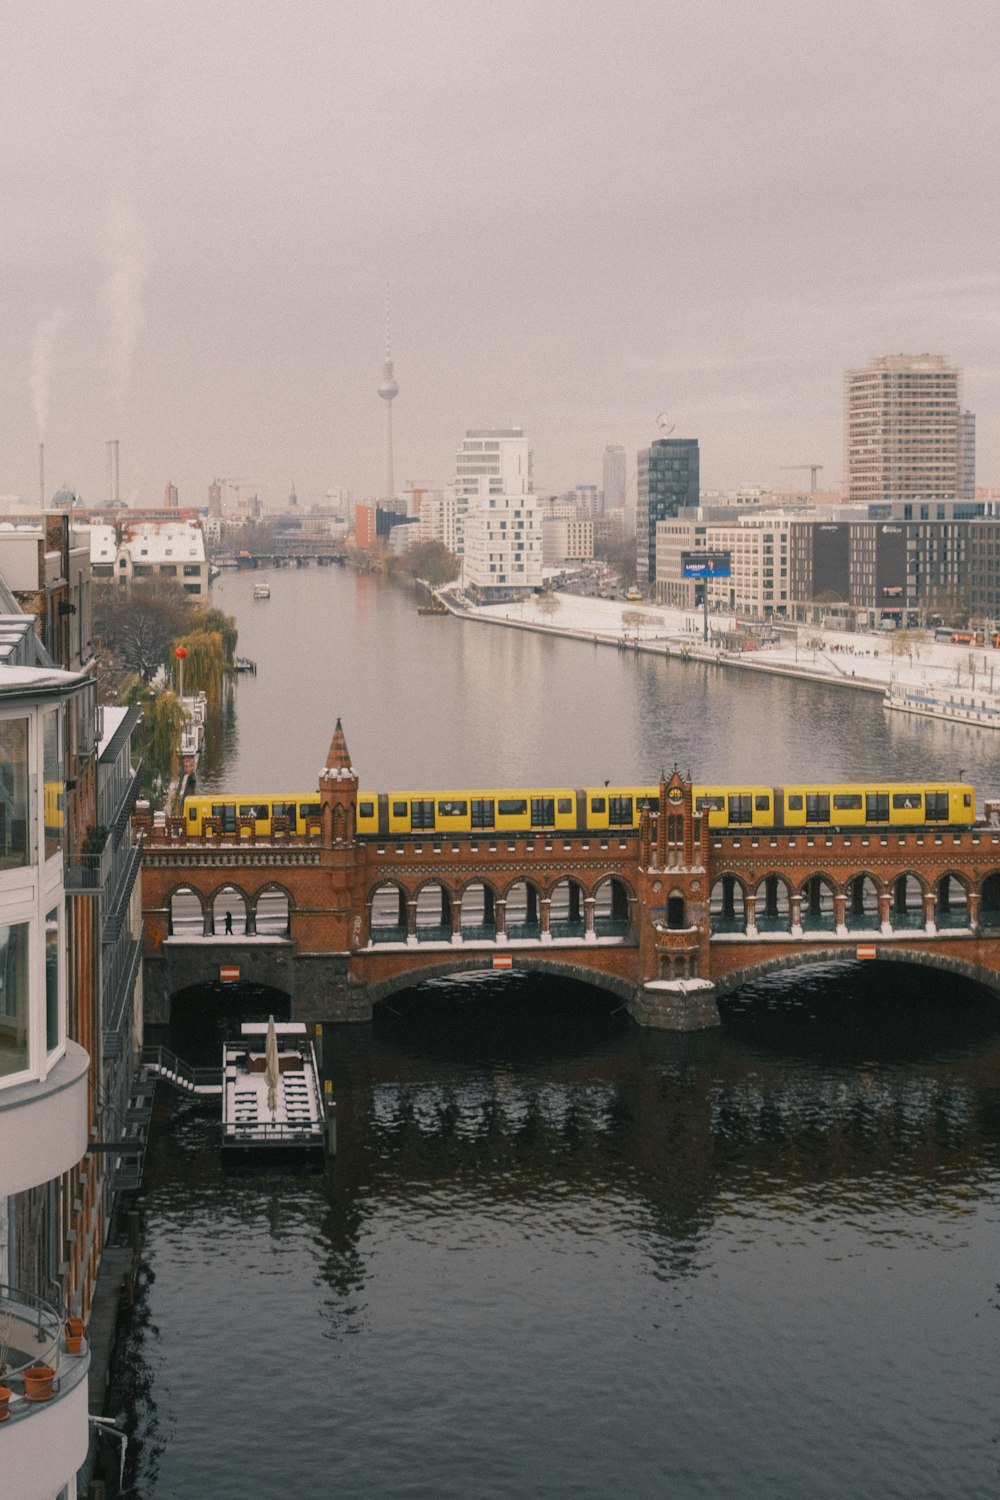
[440,589,1000,707]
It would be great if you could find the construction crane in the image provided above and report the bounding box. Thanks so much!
[780,464,824,492]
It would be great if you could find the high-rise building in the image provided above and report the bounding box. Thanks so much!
[635,438,699,586]
[452,427,532,555]
[603,444,626,509]
[845,354,975,505]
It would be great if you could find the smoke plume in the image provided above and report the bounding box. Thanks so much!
[100,182,151,419]
[30,307,70,438]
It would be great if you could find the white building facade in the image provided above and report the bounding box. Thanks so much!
[463,495,542,599]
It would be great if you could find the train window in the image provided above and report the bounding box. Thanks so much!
[438,801,468,817]
[531,798,555,826]
[393,801,407,817]
[608,796,634,825]
[240,803,268,819]
[696,795,724,812]
[964,792,972,807]
[273,802,297,820]
[805,794,830,822]
[866,793,889,821]
[728,795,753,823]
[557,798,572,814]
[925,792,949,820]
[787,795,803,811]
[300,803,321,821]
[411,799,435,828]
[833,794,863,811]
[471,799,495,828]
[357,802,374,818]
[591,797,606,813]
[498,799,527,816]
[188,807,197,821]
[892,793,920,810]
[212,803,237,832]
[755,795,770,812]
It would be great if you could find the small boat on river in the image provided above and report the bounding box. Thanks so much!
[253,582,271,599]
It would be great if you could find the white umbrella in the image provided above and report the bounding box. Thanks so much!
[264,1014,280,1120]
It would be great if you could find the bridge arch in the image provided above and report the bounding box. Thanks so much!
[710,874,748,934]
[979,871,1000,927]
[502,878,543,940]
[593,875,633,936]
[414,879,454,941]
[843,872,880,931]
[366,955,635,1010]
[753,873,792,933]
[889,871,928,930]
[253,882,293,936]
[459,879,497,940]
[798,873,837,933]
[713,946,1000,1001]
[368,880,408,943]
[209,882,253,936]
[167,883,207,937]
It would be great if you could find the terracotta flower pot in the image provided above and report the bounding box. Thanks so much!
[0,1385,11,1421]
[23,1365,55,1401]
[65,1316,85,1354]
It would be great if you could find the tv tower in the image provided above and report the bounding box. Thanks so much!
[377,287,399,500]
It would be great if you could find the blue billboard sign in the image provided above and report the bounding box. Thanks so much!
[681,551,731,579]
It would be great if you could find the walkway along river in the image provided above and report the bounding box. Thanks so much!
[116,565,1000,1498]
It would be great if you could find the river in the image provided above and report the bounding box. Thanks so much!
[117,566,1000,1498]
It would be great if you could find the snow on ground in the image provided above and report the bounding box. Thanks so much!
[442,589,1000,702]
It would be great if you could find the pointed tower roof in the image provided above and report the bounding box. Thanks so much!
[325,717,354,775]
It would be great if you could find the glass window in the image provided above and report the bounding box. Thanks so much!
[925,792,949,821]
[0,921,30,1079]
[471,799,494,828]
[728,795,753,823]
[833,794,863,811]
[299,803,322,823]
[806,794,831,823]
[43,709,64,859]
[411,799,435,829]
[497,799,527,817]
[696,795,724,812]
[866,793,889,821]
[46,908,60,1053]
[755,795,770,812]
[437,800,468,818]
[212,802,237,833]
[608,796,634,826]
[530,797,555,827]
[557,798,572,815]
[0,717,29,869]
[591,797,606,814]
[357,801,374,819]
[892,792,921,811]
[393,801,407,817]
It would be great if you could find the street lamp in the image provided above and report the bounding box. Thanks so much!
[174,644,188,702]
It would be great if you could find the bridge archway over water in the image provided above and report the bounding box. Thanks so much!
[168,979,292,1062]
[712,947,1000,1002]
[367,956,635,1011]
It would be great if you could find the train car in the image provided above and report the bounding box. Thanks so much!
[355,789,580,838]
[776,782,973,828]
[692,786,775,828]
[183,795,323,837]
[583,786,659,830]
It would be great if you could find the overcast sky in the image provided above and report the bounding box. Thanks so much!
[3,0,999,509]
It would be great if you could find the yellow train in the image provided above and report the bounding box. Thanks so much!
[182,781,975,837]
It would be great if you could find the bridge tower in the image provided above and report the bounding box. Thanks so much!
[629,767,720,1029]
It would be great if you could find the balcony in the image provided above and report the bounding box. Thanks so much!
[0,1042,89,1197]
[0,1283,90,1500]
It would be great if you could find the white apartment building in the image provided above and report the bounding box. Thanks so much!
[542,517,594,566]
[463,495,542,599]
[0,664,94,1500]
[89,520,209,596]
[453,428,532,556]
[417,489,459,554]
[704,514,793,618]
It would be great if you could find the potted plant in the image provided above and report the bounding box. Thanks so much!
[0,1385,10,1422]
[65,1316,85,1354]
[23,1364,55,1401]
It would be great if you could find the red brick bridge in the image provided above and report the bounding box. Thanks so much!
[138,721,1000,1032]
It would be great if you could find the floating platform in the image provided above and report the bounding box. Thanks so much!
[221,1022,325,1157]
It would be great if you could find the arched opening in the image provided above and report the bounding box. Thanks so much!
[754,874,791,932]
[370,883,407,943]
[980,872,1000,928]
[666,891,686,928]
[505,880,541,940]
[891,873,925,930]
[460,881,496,941]
[844,873,879,932]
[594,876,631,937]
[710,875,746,934]
[798,875,836,933]
[416,882,452,941]
[169,885,205,937]
[254,884,291,936]
[550,878,585,938]
[212,884,249,936]
[936,874,969,929]
[169,979,291,1063]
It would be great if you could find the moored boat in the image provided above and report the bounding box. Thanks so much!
[884,681,1000,728]
[253,582,271,599]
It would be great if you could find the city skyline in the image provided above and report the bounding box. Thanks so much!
[3,4,1000,508]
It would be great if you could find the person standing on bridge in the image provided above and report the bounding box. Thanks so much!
[224,910,233,934]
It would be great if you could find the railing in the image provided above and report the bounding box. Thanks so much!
[140,1045,222,1095]
[0,1283,63,1393]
